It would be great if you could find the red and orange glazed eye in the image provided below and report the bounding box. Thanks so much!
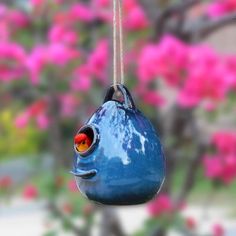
[74,133,92,153]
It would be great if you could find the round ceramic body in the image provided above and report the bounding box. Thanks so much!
[72,85,165,205]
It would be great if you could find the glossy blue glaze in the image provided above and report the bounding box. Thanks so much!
[72,85,165,205]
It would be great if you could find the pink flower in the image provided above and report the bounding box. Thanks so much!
[138,44,160,82]
[36,113,49,130]
[0,4,7,17]
[28,100,47,116]
[124,5,149,30]
[67,179,77,193]
[23,184,39,200]
[226,55,236,71]
[203,154,236,184]
[203,155,223,179]
[157,36,188,85]
[212,132,236,154]
[147,194,174,217]
[138,35,236,109]
[53,12,70,25]
[142,91,165,107]
[225,55,236,89]
[70,65,92,92]
[221,155,236,183]
[123,0,138,12]
[8,10,29,28]
[202,101,217,112]
[0,21,9,42]
[26,46,47,85]
[136,86,165,107]
[213,223,225,236]
[207,3,227,18]
[0,176,12,189]
[47,43,79,66]
[92,0,109,8]
[0,42,26,81]
[48,25,78,45]
[91,0,111,22]
[30,0,45,7]
[69,3,94,22]
[16,100,49,129]
[87,39,109,82]
[207,0,236,18]
[203,131,236,184]
[83,203,94,216]
[178,70,226,107]
[185,217,197,230]
[26,44,79,84]
[15,112,30,128]
[62,202,73,214]
[178,63,234,108]
[138,35,188,85]
[0,4,28,38]
[188,45,219,68]
[178,92,201,108]
[60,94,79,117]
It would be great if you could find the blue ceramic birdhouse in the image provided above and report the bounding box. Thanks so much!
[71,84,165,205]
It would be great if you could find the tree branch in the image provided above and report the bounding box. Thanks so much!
[99,206,125,236]
[161,106,195,194]
[139,0,160,23]
[154,0,202,39]
[48,72,65,169]
[186,12,236,41]
[160,0,201,17]
[176,143,207,204]
[176,114,209,204]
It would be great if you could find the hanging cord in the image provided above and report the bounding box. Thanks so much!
[113,0,124,90]
[118,0,124,85]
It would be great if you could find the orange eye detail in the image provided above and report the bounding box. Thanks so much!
[74,133,92,153]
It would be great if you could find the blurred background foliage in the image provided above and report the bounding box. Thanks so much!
[0,109,43,159]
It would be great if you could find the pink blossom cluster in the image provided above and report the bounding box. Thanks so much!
[0,4,29,41]
[203,131,236,184]
[53,0,149,31]
[1,2,117,86]
[15,100,50,130]
[67,179,78,193]
[48,24,78,46]
[213,223,225,236]
[26,43,80,85]
[91,0,111,22]
[15,93,80,128]
[59,94,79,118]
[70,39,109,92]
[22,184,39,200]
[185,217,197,230]
[30,0,44,7]
[0,176,12,189]
[138,35,236,108]
[147,194,176,217]
[207,0,236,18]
[123,0,149,30]
[0,16,80,85]
[1,0,149,99]
[0,42,27,81]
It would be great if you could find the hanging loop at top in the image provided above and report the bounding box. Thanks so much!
[113,0,124,90]
[103,84,136,110]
